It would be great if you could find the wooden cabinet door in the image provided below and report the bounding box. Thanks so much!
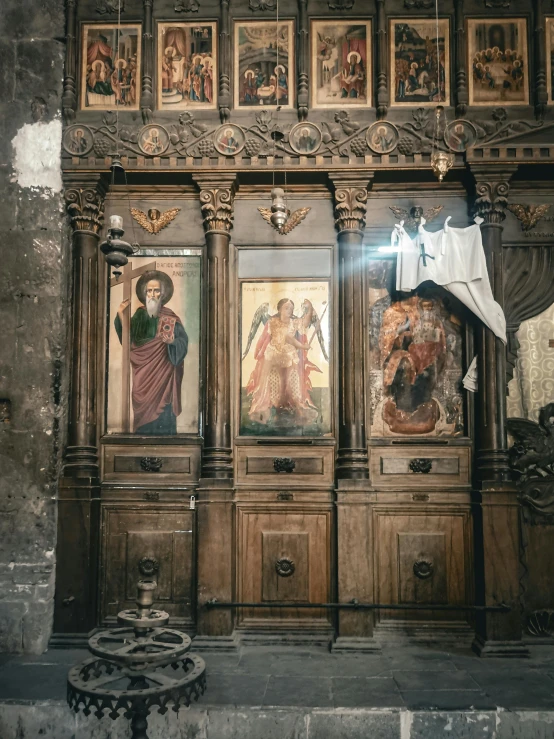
[237,505,332,630]
[374,511,472,623]
[101,505,195,628]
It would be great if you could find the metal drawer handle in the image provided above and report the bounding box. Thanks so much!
[409,458,432,474]
[141,457,163,472]
[273,457,296,473]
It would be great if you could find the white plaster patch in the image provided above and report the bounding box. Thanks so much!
[11,120,62,192]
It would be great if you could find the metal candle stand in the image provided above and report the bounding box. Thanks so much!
[67,579,206,739]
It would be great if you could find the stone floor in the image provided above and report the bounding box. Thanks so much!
[1,643,554,737]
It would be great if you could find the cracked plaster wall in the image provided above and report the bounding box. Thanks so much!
[0,0,69,652]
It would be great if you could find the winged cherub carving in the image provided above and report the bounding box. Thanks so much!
[507,204,550,231]
[131,207,181,234]
[507,403,554,476]
[389,205,444,234]
[258,206,311,235]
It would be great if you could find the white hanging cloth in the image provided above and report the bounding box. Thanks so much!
[393,216,506,344]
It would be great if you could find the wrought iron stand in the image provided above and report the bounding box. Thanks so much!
[68,579,206,739]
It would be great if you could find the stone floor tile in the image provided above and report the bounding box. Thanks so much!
[410,711,496,738]
[206,708,308,739]
[332,677,405,708]
[393,669,480,691]
[0,663,68,701]
[197,673,269,706]
[400,690,496,710]
[307,710,402,739]
[264,676,333,707]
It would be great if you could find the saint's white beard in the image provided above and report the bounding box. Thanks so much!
[146,297,161,317]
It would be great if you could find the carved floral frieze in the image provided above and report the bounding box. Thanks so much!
[63,106,546,167]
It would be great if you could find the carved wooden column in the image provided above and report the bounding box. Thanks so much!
[375,0,388,119]
[470,165,527,657]
[534,0,548,120]
[454,0,468,117]
[218,0,231,122]
[297,0,309,120]
[331,173,372,482]
[330,173,377,652]
[53,176,107,640]
[141,0,154,124]
[61,0,77,123]
[193,174,238,648]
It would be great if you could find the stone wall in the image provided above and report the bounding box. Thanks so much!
[0,0,68,652]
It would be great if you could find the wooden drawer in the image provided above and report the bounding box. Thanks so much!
[102,444,200,484]
[369,446,470,489]
[235,445,334,487]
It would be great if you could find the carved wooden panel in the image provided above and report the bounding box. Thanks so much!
[235,445,334,487]
[262,532,309,602]
[369,445,470,489]
[102,444,201,484]
[101,505,195,626]
[374,511,470,623]
[237,506,332,629]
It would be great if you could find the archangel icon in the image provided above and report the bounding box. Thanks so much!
[241,293,330,435]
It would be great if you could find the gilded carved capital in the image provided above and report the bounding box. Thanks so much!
[330,173,373,233]
[333,186,368,232]
[65,186,106,234]
[199,187,236,233]
[474,180,511,224]
[195,175,238,234]
[471,166,517,225]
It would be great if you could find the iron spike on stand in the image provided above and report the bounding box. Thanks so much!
[68,578,206,739]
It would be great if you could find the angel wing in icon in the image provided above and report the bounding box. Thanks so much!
[242,302,270,359]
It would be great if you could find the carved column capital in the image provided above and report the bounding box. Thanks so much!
[194,174,238,234]
[330,173,374,233]
[471,166,517,225]
[64,180,108,235]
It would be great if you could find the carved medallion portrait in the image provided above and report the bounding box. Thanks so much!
[389,19,450,107]
[138,125,170,156]
[444,119,477,153]
[214,124,246,156]
[289,122,322,155]
[81,24,141,110]
[63,125,94,156]
[546,17,554,103]
[157,22,217,110]
[366,121,399,154]
[467,18,528,106]
[367,259,466,438]
[107,252,202,435]
[310,20,372,109]
[240,281,331,437]
[234,20,294,109]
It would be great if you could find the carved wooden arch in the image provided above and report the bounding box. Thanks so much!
[504,245,554,384]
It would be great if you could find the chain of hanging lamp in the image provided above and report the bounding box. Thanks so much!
[430,0,454,182]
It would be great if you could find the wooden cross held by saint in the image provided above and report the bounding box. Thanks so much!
[110,260,157,432]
